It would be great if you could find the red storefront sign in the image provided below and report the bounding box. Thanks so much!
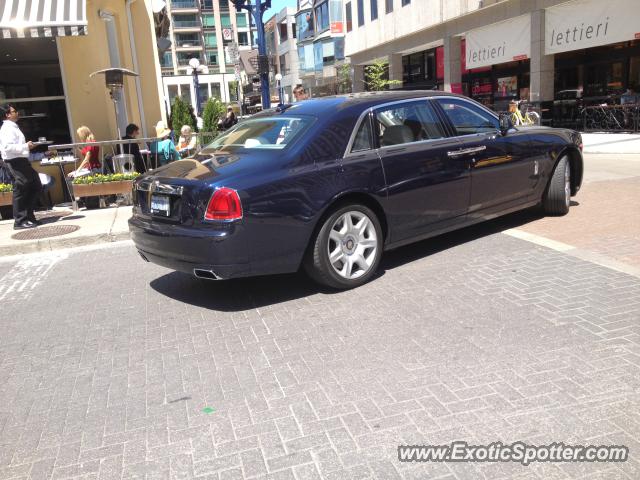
[330,22,343,34]
[436,46,444,80]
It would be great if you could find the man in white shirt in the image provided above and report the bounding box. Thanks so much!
[0,104,42,229]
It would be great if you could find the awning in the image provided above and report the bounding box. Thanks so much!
[0,0,88,39]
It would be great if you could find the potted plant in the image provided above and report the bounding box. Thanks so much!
[71,173,139,198]
[0,183,12,207]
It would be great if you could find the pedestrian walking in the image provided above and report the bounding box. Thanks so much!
[0,104,42,229]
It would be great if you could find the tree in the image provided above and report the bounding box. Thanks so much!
[364,59,401,91]
[336,63,352,94]
[202,97,225,133]
[170,96,197,134]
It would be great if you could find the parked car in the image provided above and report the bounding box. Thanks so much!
[553,89,583,129]
[129,91,583,289]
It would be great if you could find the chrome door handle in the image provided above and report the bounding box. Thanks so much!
[447,145,487,157]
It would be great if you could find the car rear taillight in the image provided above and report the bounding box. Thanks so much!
[205,187,242,221]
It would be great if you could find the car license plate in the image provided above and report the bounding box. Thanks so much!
[151,194,170,216]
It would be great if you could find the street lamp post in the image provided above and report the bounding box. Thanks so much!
[188,57,208,116]
[275,73,283,106]
[231,0,271,110]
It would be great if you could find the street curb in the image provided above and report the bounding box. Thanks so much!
[0,230,131,256]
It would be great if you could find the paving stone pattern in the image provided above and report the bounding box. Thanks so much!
[0,228,638,480]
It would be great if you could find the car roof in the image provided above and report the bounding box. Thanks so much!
[257,90,460,118]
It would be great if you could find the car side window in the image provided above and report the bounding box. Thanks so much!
[351,114,373,152]
[436,98,499,136]
[374,100,445,147]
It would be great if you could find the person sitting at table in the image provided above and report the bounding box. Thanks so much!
[177,125,197,157]
[68,126,101,178]
[149,121,180,166]
[122,123,146,173]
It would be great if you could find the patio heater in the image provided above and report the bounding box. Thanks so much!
[90,68,139,172]
[90,67,139,152]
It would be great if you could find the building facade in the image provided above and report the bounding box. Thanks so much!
[295,0,347,97]
[264,7,300,103]
[346,0,640,126]
[160,0,257,114]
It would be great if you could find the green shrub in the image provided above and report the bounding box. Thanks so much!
[0,183,12,193]
[202,97,225,145]
[170,96,197,134]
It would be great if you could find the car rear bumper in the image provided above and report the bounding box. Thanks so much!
[129,216,251,279]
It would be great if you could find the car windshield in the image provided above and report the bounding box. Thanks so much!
[205,116,313,150]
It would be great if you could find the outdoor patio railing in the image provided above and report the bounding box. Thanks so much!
[48,132,220,172]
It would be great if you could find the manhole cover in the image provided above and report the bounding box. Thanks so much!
[12,225,80,240]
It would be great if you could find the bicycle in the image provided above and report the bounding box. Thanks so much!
[509,100,540,126]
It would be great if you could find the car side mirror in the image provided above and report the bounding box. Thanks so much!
[499,113,511,136]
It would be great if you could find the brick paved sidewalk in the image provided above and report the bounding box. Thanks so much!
[0,227,638,480]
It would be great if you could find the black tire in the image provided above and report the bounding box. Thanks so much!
[542,156,571,216]
[304,204,383,289]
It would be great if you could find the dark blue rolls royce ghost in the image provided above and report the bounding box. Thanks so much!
[129,91,583,289]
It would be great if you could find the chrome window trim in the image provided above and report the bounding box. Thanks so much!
[343,97,449,158]
[377,136,459,152]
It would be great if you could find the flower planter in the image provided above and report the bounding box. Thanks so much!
[72,180,134,198]
[0,191,12,207]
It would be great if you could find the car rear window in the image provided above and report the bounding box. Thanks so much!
[205,116,313,150]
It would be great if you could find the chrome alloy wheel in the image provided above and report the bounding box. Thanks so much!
[564,160,571,207]
[327,210,378,280]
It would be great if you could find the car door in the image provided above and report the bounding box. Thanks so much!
[372,99,471,243]
[434,97,537,217]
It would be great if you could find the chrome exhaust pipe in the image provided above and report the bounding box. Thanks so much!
[193,268,221,280]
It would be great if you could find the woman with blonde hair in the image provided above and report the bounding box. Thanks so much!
[177,125,197,156]
[69,126,102,177]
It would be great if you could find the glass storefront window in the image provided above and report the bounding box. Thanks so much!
[198,85,208,108]
[180,85,192,104]
[402,49,436,87]
[210,83,221,100]
[0,38,71,143]
[585,62,625,97]
[630,56,640,90]
[334,37,345,61]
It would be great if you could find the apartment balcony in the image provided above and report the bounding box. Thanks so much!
[175,38,203,50]
[172,19,201,31]
[170,0,199,12]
